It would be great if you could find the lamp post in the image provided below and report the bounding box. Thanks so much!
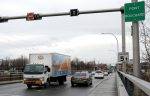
[101,33,119,55]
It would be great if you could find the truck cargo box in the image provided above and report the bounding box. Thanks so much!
[29,53,71,77]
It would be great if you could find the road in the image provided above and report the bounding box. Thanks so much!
[0,75,115,96]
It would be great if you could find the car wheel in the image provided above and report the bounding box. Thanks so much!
[71,83,75,87]
[27,84,32,89]
[90,81,92,85]
[85,82,89,86]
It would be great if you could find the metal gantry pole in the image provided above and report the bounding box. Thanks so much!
[121,9,126,73]
[131,0,141,95]
[0,8,122,22]
[132,23,140,78]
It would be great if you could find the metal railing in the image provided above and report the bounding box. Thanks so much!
[118,71,150,96]
[0,72,23,81]
[116,72,129,96]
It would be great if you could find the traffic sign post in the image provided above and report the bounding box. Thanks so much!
[125,1,145,22]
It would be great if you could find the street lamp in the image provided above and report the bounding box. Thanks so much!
[101,33,119,54]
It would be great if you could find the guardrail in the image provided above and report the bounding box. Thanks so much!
[0,72,23,81]
[0,75,23,81]
[118,71,150,96]
[116,72,129,96]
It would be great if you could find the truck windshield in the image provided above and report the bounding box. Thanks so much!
[24,64,44,74]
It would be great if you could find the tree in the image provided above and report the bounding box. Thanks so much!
[140,0,150,62]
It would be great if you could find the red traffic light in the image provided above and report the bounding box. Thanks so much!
[26,12,42,21]
[26,12,35,21]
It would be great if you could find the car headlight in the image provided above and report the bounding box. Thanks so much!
[23,78,27,81]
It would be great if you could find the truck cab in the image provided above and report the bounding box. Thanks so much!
[23,64,50,88]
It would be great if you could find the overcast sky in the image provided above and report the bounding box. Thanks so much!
[0,0,134,64]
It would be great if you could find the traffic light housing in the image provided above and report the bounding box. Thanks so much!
[70,9,79,16]
[34,14,42,20]
[0,17,8,23]
[26,12,42,21]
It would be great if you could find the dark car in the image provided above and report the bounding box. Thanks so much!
[71,71,92,87]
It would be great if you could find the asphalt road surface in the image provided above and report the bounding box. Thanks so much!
[0,76,111,96]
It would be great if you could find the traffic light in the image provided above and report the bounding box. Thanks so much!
[0,17,8,23]
[70,9,79,16]
[26,12,42,21]
[26,12,34,21]
[34,14,42,20]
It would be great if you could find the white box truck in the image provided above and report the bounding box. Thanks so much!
[23,53,71,88]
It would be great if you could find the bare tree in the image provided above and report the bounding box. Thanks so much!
[140,0,150,62]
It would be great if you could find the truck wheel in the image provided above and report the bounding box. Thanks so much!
[44,82,49,88]
[27,84,32,89]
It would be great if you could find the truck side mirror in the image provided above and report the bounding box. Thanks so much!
[44,68,47,74]
[44,70,47,74]
[47,67,50,72]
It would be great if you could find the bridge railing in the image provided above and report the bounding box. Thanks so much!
[116,72,129,96]
[118,71,150,96]
[0,71,23,81]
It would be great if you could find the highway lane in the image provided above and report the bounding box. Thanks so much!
[0,76,109,96]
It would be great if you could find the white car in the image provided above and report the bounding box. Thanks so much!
[91,71,95,76]
[104,72,108,76]
[94,70,104,79]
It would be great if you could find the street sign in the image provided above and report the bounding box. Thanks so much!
[118,52,129,62]
[124,1,145,22]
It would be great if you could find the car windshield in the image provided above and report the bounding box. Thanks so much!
[74,72,87,77]
[96,71,102,73]
[80,73,86,76]
[74,72,81,76]
[24,64,44,74]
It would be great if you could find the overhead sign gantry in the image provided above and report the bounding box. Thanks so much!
[0,8,122,23]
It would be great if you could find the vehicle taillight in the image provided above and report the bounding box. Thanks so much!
[82,76,87,79]
[71,77,75,80]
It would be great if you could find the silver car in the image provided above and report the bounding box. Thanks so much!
[71,71,92,87]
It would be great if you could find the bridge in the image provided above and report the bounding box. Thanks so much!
[0,71,150,96]
[0,1,149,96]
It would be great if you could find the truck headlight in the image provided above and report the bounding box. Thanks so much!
[40,77,44,81]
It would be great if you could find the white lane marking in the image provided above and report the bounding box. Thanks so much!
[0,94,21,96]
[88,76,110,95]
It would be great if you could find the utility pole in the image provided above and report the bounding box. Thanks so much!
[131,0,141,95]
